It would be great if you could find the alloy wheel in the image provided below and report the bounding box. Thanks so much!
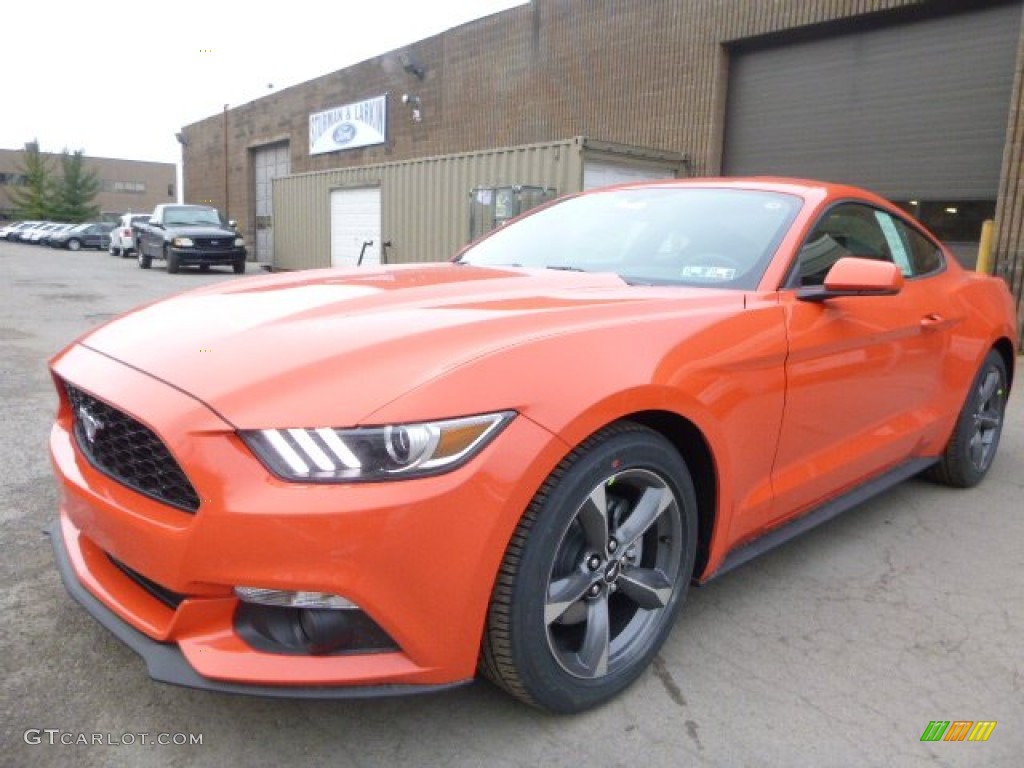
[544,468,683,679]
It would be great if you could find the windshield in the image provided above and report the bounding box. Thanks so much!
[458,187,802,289]
[163,207,223,227]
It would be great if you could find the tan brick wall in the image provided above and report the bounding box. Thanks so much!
[180,0,1024,316]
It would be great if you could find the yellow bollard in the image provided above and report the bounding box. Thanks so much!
[976,219,995,274]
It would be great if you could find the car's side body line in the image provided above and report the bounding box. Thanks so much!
[46,521,472,700]
[704,456,937,582]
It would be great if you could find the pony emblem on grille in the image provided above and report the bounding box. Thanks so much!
[77,405,104,444]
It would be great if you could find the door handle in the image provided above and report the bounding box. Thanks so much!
[920,313,945,330]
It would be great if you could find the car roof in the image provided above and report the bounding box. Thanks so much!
[598,176,894,209]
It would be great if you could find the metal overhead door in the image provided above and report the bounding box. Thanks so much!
[253,143,290,264]
[723,2,1022,200]
[330,187,381,267]
[583,161,676,191]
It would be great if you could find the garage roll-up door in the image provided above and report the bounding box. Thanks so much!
[723,2,1022,200]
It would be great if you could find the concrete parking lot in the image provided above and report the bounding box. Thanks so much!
[1,240,1021,767]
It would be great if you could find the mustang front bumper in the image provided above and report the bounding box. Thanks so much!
[48,343,563,696]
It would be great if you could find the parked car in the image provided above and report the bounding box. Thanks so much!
[108,213,151,257]
[47,179,1017,713]
[4,221,41,241]
[39,223,76,247]
[49,222,116,251]
[12,222,45,242]
[23,222,64,244]
[0,221,27,240]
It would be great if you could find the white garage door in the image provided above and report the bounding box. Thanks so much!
[583,161,676,191]
[330,187,381,267]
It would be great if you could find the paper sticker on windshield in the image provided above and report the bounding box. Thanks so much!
[680,265,736,281]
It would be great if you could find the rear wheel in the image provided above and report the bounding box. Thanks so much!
[480,423,697,713]
[926,350,1008,487]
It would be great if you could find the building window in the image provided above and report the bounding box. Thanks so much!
[105,180,147,194]
[0,173,27,187]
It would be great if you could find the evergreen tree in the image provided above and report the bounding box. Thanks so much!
[54,150,101,222]
[8,141,56,220]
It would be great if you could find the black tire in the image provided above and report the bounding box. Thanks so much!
[109,244,120,256]
[233,259,246,274]
[137,247,151,269]
[926,350,1009,488]
[166,248,180,274]
[480,422,698,713]
[67,239,81,252]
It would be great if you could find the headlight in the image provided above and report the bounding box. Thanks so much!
[234,237,245,247]
[172,237,194,247]
[241,411,516,482]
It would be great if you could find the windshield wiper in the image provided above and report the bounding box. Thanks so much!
[545,264,586,272]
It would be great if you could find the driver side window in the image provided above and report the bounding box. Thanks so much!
[797,203,893,286]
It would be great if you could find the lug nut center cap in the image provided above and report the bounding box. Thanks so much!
[603,560,622,584]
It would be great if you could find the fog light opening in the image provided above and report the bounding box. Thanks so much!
[234,598,400,656]
[298,609,363,655]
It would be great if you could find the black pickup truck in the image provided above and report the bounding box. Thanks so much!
[135,204,247,274]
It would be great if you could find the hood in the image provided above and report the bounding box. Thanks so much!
[81,264,741,427]
[166,225,236,236]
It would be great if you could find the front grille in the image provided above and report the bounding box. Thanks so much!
[64,383,201,513]
[108,555,186,609]
[192,237,235,250]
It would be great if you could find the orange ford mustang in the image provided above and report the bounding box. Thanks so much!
[48,179,1017,712]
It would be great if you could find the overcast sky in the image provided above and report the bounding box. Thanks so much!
[1,0,526,165]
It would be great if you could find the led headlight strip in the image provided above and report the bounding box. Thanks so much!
[242,411,515,482]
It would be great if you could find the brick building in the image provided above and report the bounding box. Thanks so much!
[178,0,1024,324]
[0,147,175,222]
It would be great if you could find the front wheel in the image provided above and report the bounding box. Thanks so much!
[137,247,151,269]
[166,248,181,274]
[67,239,81,252]
[926,350,1009,487]
[480,423,698,712]
[233,258,246,274]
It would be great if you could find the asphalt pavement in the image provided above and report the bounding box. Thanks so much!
[1,240,1021,767]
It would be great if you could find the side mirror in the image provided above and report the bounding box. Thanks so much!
[798,257,904,302]
[229,220,237,229]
